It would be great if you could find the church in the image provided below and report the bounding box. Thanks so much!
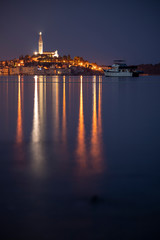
[34,32,59,58]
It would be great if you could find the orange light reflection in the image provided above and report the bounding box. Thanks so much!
[62,76,67,144]
[76,76,87,169]
[52,76,59,140]
[90,76,103,172]
[16,75,23,143]
[31,76,40,143]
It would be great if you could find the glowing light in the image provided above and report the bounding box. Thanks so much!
[16,75,23,143]
[62,76,67,144]
[76,76,87,170]
[39,32,43,54]
[34,51,38,55]
[52,76,59,140]
[98,76,102,134]
[30,76,45,175]
[54,50,59,58]
[90,76,103,172]
[32,76,39,143]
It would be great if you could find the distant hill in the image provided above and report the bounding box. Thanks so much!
[137,63,160,75]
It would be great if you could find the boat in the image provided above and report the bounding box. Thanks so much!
[103,60,139,77]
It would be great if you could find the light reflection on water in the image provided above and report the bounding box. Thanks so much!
[16,75,23,143]
[12,75,104,174]
[62,75,67,146]
[75,76,104,175]
[90,76,103,173]
[31,76,39,143]
[1,75,160,239]
[75,76,87,171]
[52,76,59,141]
[30,76,44,174]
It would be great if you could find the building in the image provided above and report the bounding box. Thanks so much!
[2,67,9,75]
[43,50,59,58]
[56,68,71,75]
[38,32,43,54]
[10,67,20,75]
[34,32,59,58]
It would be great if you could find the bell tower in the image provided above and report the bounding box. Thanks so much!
[38,32,43,54]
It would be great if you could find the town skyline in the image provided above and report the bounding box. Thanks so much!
[1,30,160,76]
[0,0,160,65]
[0,31,104,76]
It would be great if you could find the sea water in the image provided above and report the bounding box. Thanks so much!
[0,75,160,239]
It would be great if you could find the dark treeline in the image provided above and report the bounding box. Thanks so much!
[137,63,160,75]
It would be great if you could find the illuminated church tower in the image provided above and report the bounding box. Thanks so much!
[34,32,58,57]
[38,32,43,54]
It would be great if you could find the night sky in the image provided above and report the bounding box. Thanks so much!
[1,0,160,65]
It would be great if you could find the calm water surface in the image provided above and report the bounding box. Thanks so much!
[0,75,160,239]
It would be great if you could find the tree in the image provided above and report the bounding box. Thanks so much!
[67,54,72,62]
[79,57,84,62]
[25,55,30,59]
[63,55,67,61]
[58,56,62,62]
[19,55,24,60]
[73,56,79,64]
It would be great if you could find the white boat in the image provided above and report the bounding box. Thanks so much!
[103,60,139,77]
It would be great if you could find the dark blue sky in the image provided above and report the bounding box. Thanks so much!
[0,0,160,65]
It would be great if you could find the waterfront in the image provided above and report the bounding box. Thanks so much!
[0,75,160,239]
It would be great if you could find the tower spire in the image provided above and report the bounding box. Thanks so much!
[38,32,43,54]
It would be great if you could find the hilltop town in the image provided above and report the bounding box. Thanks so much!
[1,32,159,76]
[0,32,103,76]
[0,54,103,76]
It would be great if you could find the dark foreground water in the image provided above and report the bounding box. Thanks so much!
[0,75,160,240]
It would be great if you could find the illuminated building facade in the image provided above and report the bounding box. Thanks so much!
[38,32,43,54]
[43,50,59,58]
[35,32,59,58]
